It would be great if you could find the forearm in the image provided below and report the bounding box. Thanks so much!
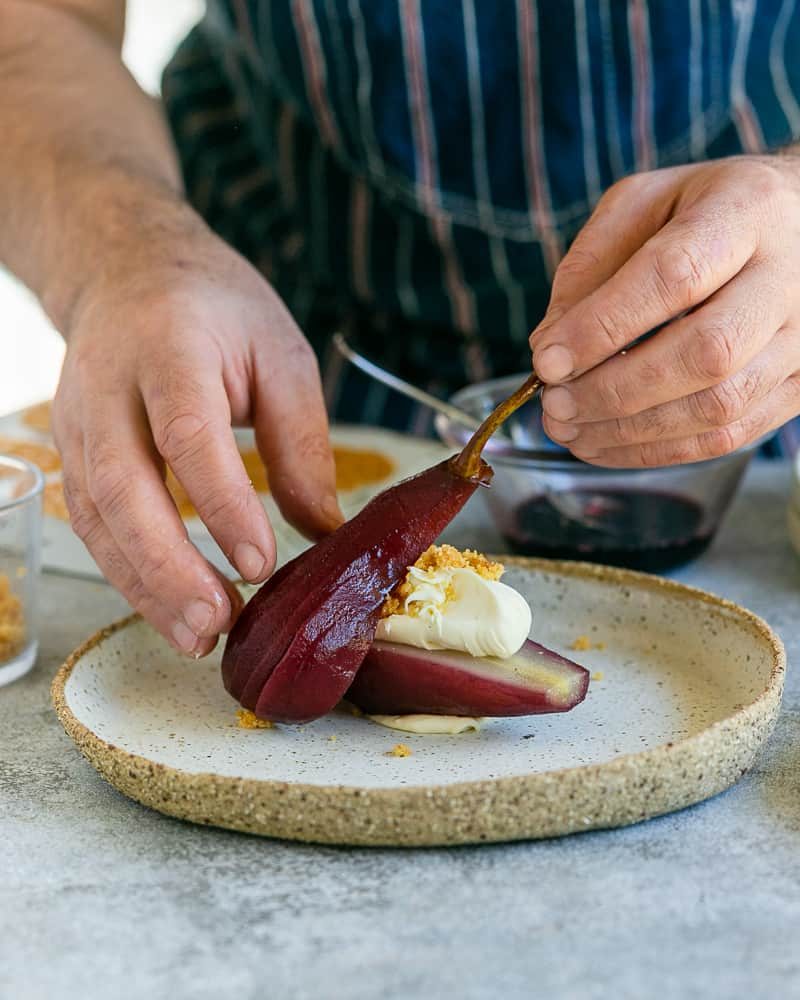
[0,0,201,334]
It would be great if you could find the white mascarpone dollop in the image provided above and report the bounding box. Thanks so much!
[374,565,531,659]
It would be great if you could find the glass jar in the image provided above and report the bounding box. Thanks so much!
[0,454,43,686]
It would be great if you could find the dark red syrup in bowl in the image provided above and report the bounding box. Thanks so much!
[502,489,711,572]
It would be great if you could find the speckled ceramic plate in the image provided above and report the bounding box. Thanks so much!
[52,560,785,847]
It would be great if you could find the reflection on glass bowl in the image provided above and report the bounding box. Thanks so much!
[435,374,758,572]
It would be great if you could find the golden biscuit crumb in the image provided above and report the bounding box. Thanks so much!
[21,400,53,434]
[0,435,61,474]
[382,544,504,617]
[328,734,337,742]
[236,709,275,729]
[571,635,607,652]
[386,743,412,757]
[0,574,25,663]
[591,671,605,682]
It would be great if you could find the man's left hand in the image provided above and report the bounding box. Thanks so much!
[531,155,800,466]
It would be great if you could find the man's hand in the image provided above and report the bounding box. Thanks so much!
[54,226,343,656]
[530,156,800,466]
[0,1,342,656]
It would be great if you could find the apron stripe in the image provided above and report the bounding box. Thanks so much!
[291,0,343,151]
[730,0,765,152]
[575,0,603,204]
[517,0,563,278]
[770,0,800,136]
[629,0,656,170]
[688,0,706,159]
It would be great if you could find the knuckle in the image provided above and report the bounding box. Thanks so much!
[652,240,710,309]
[553,246,602,291]
[135,542,177,588]
[659,441,697,466]
[693,381,747,427]
[86,457,130,515]
[635,442,666,468]
[154,409,211,464]
[603,173,646,206]
[587,307,625,355]
[199,483,251,526]
[598,377,636,418]
[68,501,100,545]
[737,365,765,405]
[63,486,103,549]
[123,577,151,615]
[637,405,672,440]
[700,424,742,458]
[742,160,785,204]
[689,323,736,382]
[611,417,636,446]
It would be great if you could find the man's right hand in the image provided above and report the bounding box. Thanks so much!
[54,223,343,656]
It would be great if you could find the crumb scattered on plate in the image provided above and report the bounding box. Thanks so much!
[571,635,605,652]
[0,436,61,474]
[236,708,274,729]
[0,574,25,663]
[591,671,605,681]
[21,400,53,435]
[386,743,413,757]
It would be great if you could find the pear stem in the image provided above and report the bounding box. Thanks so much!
[451,371,543,480]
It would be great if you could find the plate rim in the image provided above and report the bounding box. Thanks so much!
[52,558,786,847]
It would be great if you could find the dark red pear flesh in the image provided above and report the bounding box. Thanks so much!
[222,373,542,724]
[346,639,590,717]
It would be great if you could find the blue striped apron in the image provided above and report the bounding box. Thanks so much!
[162,0,800,453]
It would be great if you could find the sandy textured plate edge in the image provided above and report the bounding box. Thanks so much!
[52,559,786,847]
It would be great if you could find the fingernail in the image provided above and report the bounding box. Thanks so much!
[546,419,579,444]
[542,386,578,421]
[172,620,199,654]
[184,599,215,635]
[322,494,345,529]
[234,542,267,582]
[536,344,574,382]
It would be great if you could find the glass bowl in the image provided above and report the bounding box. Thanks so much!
[0,455,44,686]
[435,374,757,572]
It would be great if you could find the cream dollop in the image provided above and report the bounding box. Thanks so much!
[374,565,531,659]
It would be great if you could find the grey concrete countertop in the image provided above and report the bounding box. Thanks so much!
[1,461,798,1000]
